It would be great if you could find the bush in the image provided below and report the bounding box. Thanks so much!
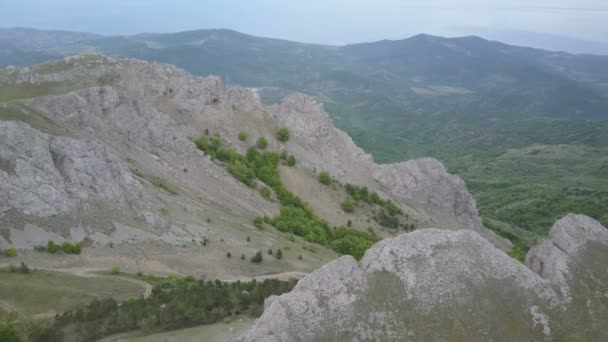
[47,241,60,254]
[251,251,263,263]
[226,252,232,258]
[259,186,272,200]
[341,198,356,213]
[227,159,257,187]
[254,217,264,229]
[6,247,16,257]
[331,227,378,260]
[256,137,268,150]
[238,131,248,141]
[319,171,332,185]
[276,128,290,142]
[275,249,283,260]
[111,265,121,275]
[62,242,81,255]
[286,155,296,167]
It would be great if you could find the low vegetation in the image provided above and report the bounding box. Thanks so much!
[1,274,297,342]
[256,137,268,150]
[194,135,378,259]
[237,131,248,141]
[35,241,81,255]
[318,171,332,185]
[4,247,17,257]
[276,128,290,142]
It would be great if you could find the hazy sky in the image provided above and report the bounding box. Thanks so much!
[2,0,608,44]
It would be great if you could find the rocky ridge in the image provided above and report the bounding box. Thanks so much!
[242,215,608,341]
[1,54,506,273]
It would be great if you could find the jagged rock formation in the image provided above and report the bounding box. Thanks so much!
[0,54,505,274]
[374,158,509,250]
[242,215,608,341]
[0,121,147,218]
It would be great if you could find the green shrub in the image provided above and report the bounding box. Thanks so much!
[238,131,248,141]
[111,265,121,275]
[341,198,356,213]
[254,217,264,229]
[319,171,332,185]
[61,242,81,255]
[271,206,331,245]
[256,137,268,150]
[47,241,60,254]
[331,227,378,260]
[276,128,290,142]
[259,186,272,200]
[286,155,296,167]
[227,159,257,187]
[6,247,16,257]
[251,251,263,263]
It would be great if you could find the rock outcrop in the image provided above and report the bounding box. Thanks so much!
[0,121,146,219]
[242,215,608,341]
[374,158,510,250]
[526,214,608,302]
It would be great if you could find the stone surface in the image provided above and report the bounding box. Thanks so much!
[242,216,608,341]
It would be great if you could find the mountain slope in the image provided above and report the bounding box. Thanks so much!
[0,55,507,279]
[2,28,607,249]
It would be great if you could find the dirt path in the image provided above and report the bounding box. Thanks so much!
[35,267,153,298]
[221,271,308,283]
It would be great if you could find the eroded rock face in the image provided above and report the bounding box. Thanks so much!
[271,93,375,184]
[374,158,510,250]
[242,216,608,341]
[0,121,146,219]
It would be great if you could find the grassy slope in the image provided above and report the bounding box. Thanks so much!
[99,318,255,342]
[0,270,143,316]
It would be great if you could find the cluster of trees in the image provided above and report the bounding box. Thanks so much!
[194,135,296,191]
[2,277,297,342]
[36,241,81,255]
[344,183,402,216]
[331,227,378,260]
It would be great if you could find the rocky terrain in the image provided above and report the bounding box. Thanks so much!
[0,54,506,278]
[242,214,608,341]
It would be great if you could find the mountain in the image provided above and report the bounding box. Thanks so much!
[0,55,507,279]
[243,214,608,341]
[0,52,606,341]
[1,27,608,255]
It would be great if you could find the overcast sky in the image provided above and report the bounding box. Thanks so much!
[2,0,608,45]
